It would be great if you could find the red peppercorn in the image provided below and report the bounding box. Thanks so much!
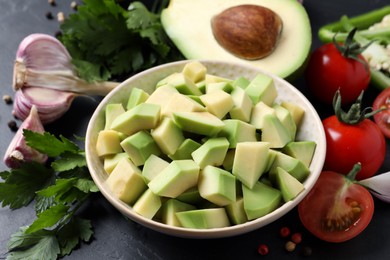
[280,226,291,238]
[257,244,269,255]
[291,232,302,244]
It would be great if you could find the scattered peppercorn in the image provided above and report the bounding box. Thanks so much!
[3,95,13,104]
[285,241,296,252]
[291,232,302,244]
[257,244,269,255]
[280,226,291,238]
[46,11,53,20]
[301,246,313,257]
[71,1,78,10]
[48,0,56,6]
[57,12,65,23]
[8,120,18,132]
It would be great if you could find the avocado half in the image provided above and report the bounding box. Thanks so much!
[161,0,312,80]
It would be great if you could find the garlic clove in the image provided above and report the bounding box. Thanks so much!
[4,105,48,168]
[359,172,390,203]
[12,87,75,124]
[13,33,118,95]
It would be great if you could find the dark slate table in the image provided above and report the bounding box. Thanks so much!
[1,1,390,259]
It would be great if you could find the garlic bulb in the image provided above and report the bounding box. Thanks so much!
[12,33,119,124]
[4,106,48,168]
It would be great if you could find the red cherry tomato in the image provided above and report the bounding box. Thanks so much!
[298,169,374,243]
[305,43,370,106]
[373,87,390,138]
[322,115,386,180]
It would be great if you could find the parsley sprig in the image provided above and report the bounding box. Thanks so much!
[0,130,99,259]
[59,0,183,82]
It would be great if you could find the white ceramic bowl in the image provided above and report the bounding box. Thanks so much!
[85,60,326,239]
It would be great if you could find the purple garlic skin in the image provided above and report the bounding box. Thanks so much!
[13,87,75,124]
[4,105,48,168]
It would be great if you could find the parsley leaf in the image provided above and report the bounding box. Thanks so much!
[0,163,53,209]
[57,217,93,256]
[51,152,87,172]
[26,204,70,234]
[24,130,80,157]
[7,226,60,260]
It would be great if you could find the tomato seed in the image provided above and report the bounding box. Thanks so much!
[291,232,302,244]
[257,244,269,255]
[280,226,290,238]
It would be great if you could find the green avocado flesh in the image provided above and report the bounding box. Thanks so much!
[97,61,317,229]
[161,0,311,79]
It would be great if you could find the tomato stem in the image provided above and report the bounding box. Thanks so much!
[346,163,362,181]
[333,90,384,125]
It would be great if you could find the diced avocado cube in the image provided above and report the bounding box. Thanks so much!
[161,199,197,227]
[222,149,235,171]
[182,61,207,83]
[282,141,317,168]
[148,160,200,198]
[281,101,305,127]
[120,131,161,166]
[96,130,123,157]
[106,158,147,205]
[169,138,202,160]
[273,106,296,141]
[229,87,252,122]
[161,92,205,118]
[110,103,160,136]
[165,72,202,96]
[245,74,277,106]
[155,72,180,88]
[198,165,236,206]
[218,119,257,148]
[104,152,128,175]
[265,149,278,172]
[187,95,205,105]
[232,142,270,189]
[191,137,229,169]
[232,76,250,89]
[126,87,150,110]
[133,189,162,219]
[173,111,225,136]
[200,89,234,119]
[176,208,231,229]
[195,80,206,94]
[269,151,310,182]
[151,117,185,155]
[146,85,178,107]
[225,197,248,225]
[176,187,203,204]
[142,154,169,183]
[250,101,275,129]
[206,81,234,93]
[205,74,232,84]
[261,114,292,148]
[104,103,125,130]
[275,167,305,202]
[242,181,282,220]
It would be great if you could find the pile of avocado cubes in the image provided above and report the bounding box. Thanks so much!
[95,61,316,229]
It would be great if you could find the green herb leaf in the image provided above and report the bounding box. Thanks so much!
[57,217,93,256]
[7,227,60,260]
[26,204,70,234]
[24,130,80,157]
[51,152,87,172]
[0,163,53,209]
[75,178,99,193]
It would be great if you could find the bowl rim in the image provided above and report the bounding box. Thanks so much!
[85,59,326,239]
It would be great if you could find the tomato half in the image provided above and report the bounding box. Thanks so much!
[298,170,374,243]
[322,115,386,180]
[305,43,370,106]
[373,87,390,138]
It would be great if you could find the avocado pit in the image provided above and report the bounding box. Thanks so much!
[211,4,283,60]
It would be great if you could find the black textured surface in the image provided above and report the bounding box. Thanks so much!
[1,1,390,259]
